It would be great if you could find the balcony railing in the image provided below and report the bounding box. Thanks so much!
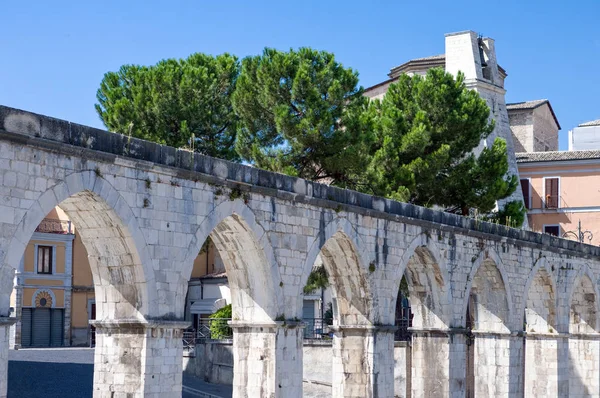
[394,307,413,342]
[195,318,233,341]
[35,218,72,234]
[304,318,332,339]
[544,195,559,209]
[184,314,414,345]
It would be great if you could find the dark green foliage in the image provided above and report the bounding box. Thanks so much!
[323,302,334,326]
[303,266,329,294]
[229,187,242,201]
[232,48,370,185]
[360,68,524,225]
[199,237,211,255]
[399,275,409,298]
[489,200,526,228]
[433,138,519,217]
[209,304,232,339]
[95,53,240,161]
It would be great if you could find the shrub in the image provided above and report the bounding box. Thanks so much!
[209,304,232,339]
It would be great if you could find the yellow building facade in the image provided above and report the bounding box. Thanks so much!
[10,207,78,347]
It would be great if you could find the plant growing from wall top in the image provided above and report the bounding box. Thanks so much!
[209,304,232,339]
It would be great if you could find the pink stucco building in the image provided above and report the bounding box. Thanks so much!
[517,150,600,244]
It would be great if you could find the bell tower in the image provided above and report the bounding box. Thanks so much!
[445,31,526,225]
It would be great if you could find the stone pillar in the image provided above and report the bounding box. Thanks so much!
[229,321,304,398]
[568,334,600,396]
[524,333,561,397]
[470,331,524,397]
[330,324,396,398]
[557,336,570,397]
[90,319,189,398]
[63,288,72,346]
[0,317,17,398]
[63,238,73,346]
[410,328,468,398]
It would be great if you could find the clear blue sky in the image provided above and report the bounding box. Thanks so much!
[1,1,598,150]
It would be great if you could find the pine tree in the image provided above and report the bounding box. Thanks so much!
[95,53,240,160]
[232,47,370,185]
[361,68,524,224]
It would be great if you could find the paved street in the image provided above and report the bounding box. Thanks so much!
[7,348,232,398]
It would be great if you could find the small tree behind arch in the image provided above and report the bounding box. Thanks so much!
[209,304,232,339]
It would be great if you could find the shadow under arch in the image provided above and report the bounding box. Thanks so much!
[463,249,519,397]
[566,264,600,332]
[182,199,282,322]
[522,257,560,398]
[300,217,372,325]
[5,170,153,320]
[566,264,600,396]
[462,248,513,330]
[522,257,559,333]
[301,217,385,397]
[395,235,453,398]
[396,234,451,329]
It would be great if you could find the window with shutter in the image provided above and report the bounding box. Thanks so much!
[37,246,53,274]
[544,177,560,209]
[520,179,531,209]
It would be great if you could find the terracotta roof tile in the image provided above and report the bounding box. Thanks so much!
[579,119,600,127]
[506,99,561,129]
[516,150,600,163]
[506,99,549,110]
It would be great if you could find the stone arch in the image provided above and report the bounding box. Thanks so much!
[5,170,154,320]
[567,264,600,396]
[568,266,599,335]
[183,199,282,322]
[396,234,451,329]
[301,217,372,325]
[523,258,558,334]
[463,249,512,332]
[522,258,560,398]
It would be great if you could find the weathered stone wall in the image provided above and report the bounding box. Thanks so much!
[184,340,412,397]
[533,105,559,152]
[183,341,234,385]
[1,105,600,396]
[509,110,533,153]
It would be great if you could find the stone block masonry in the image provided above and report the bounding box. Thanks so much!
[1,105,600,397]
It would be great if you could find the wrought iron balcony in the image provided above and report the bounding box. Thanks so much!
[544,195,559,209]
[34,218,73,234]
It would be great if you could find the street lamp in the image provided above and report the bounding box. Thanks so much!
[562,220,593,244]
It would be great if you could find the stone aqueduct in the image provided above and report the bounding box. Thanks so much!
[0,105,599,397]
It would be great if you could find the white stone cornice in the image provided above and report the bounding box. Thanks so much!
[464,78,506,95]
[31,232,75,242]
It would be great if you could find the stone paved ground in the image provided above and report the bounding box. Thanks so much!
[7,348,329,397]
[7,348,233,398]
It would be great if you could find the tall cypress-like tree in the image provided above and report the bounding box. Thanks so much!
[232,47,371,185]
[95,53,240,160]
